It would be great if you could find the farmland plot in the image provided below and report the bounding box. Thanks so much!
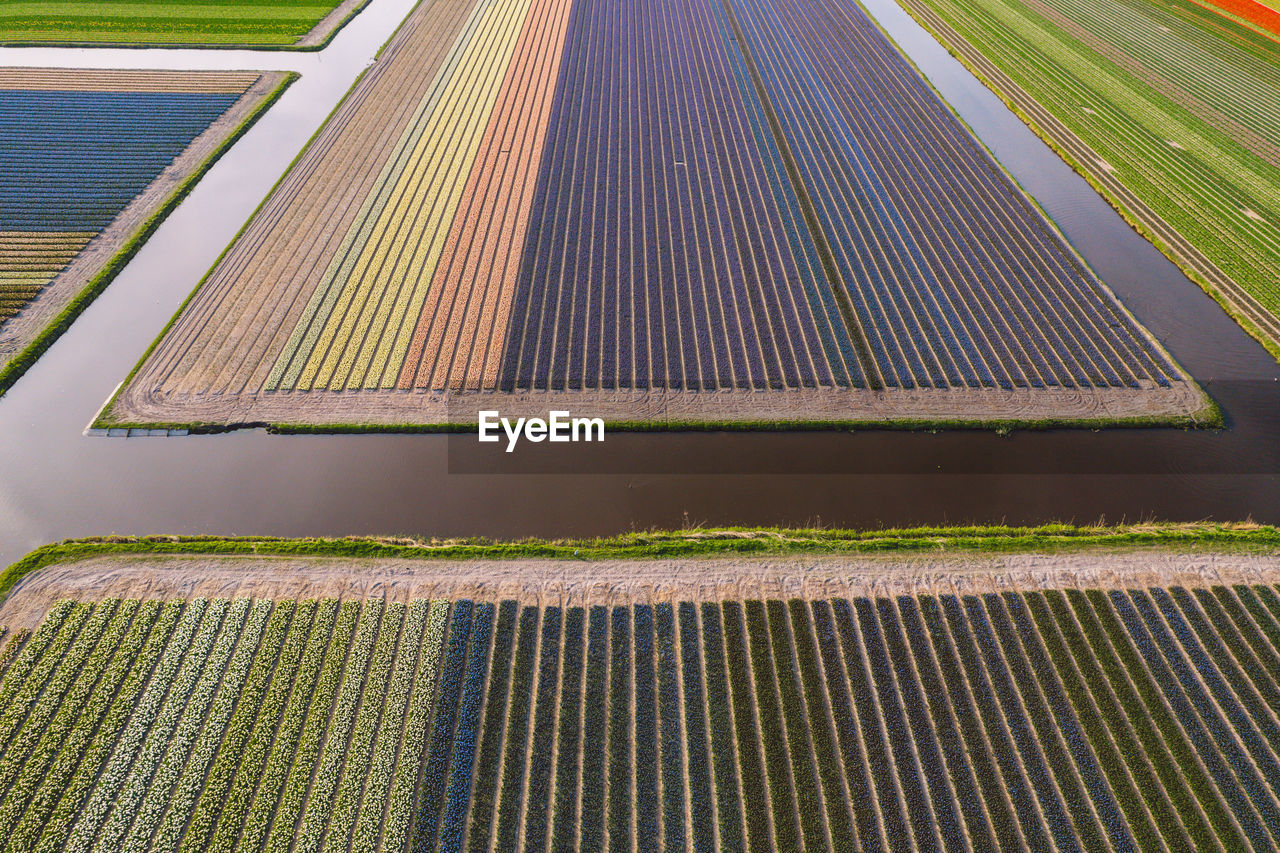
[0,0,367,48]
[892,0,1280,360]
[0,69,291,396]
[5,580,1280,851]
[104,0,1207,430]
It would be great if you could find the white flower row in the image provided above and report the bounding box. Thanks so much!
[205,599,320,853]
[148,599,273,853]
[292,599,385,853]
[237,599,341,853]
[352,600,430,853]
[119,598,252,853]
[0,601,76,711]
[30,601,184,853]
[382,600,451,853]
[322,602,408,853]
[0,603,93,752]
[93,598,231,853]
[178,600,296,853]
[0,600,137,839]
[261,600,363,853]
[64,599,208,853]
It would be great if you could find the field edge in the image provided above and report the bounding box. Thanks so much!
[5,522,1279,605]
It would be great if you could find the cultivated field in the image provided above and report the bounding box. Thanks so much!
[103,0,1207,430]
[0,0,366,48]
[3,544,1280,850]
[0,69,290,395]
[893,0,1280,359]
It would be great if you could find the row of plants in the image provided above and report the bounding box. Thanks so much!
[262,601,360,853]
[490,606,546,853]
[0,601,126,804]
[94,598,232,852]
[24,602,182,853]
[382,602,448,853]
[322,602,404,853]
[435,604,496,853]
[0,601,152,847]
[459,601,519,853]
[547,607,586,853]
[64,599,207,850]
[238,599,341,853]
[0,602,91,752]
[178,600,296,853]
[291,600,382,853]
[149,599,274,853]
[412,601,474,853]
[352,600,430,853]
[116,598,249,853]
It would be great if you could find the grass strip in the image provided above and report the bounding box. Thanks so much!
[7,523,1280,595]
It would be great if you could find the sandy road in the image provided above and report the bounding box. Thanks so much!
[3,547,1279,629]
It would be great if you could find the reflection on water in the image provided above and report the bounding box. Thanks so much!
[0,0,1277,568]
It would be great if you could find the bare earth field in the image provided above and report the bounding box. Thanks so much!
[4,547,1277,628]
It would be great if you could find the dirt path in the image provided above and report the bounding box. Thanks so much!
[3,548,1280,630]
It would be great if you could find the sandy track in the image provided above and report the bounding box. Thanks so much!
[107,377,1207,427]
[0,70,282,374]
[4,548,1280,629]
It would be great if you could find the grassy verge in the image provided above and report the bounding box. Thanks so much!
[0,0,373,51]
[93,399,1227,436]
[4,522,1279,606]
[0,73,297,399]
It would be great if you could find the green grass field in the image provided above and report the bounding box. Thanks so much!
[897,0,1280,359]
[0,0,349,46]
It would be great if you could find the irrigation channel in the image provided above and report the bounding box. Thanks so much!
[0,0,1277,566]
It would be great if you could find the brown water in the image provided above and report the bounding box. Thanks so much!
[0,0,1277,568]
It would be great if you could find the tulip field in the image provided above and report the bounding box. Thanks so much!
[105,0,1208,428]
[0,69,285,395]
[894,0,1280,360]
[5,583,1280,850]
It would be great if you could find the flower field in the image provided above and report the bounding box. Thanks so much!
[0,69,288,397]
[4,584,1280,850]
[893,0,1280,360]
[106,0,1208,428]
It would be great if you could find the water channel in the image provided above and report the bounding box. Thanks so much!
[0,0,1276,567]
